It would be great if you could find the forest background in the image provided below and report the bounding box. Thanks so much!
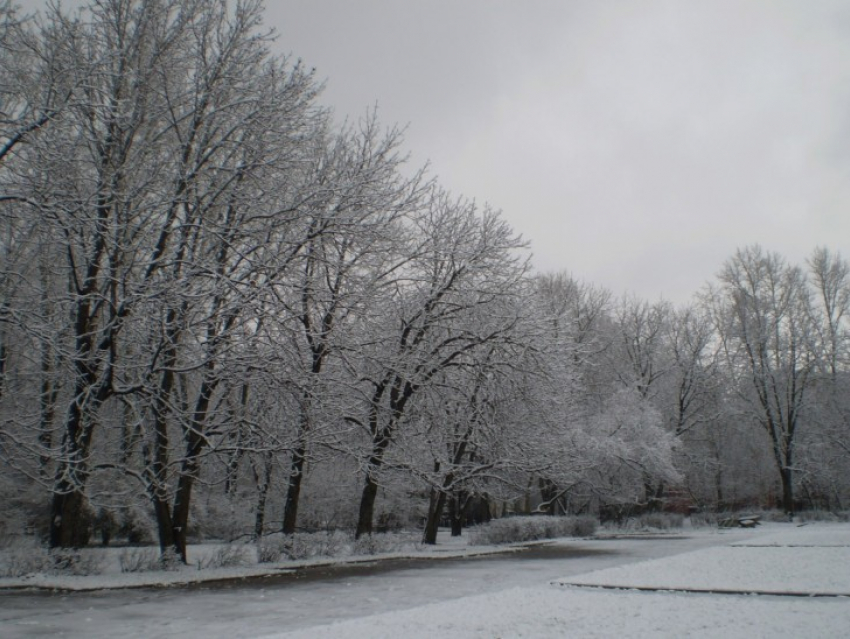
[1,0,848,563]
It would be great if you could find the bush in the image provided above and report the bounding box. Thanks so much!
[602,512,685,531]
[279,534,316,560]
[636,513,684,530]
[255,531,355,562]
[256,530,418,561]
[49,549,106,576]
[796,510,850,523]
[763,510,794,522]
[352,531,419,556]
[119,547,180,573]
[195,544,249,570]
[279,531,350,560]
[95,508,119,546]
[0,545,51,577]
[352,534,382,556]
[1,543,108,578]
[689,511,720,527]
[469,516,597,546]
[118,507,154,545]
[256,540,282,564]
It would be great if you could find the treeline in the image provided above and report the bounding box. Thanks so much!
[1,1,848,562]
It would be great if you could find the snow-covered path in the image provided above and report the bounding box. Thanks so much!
[2,525,848,638]
[0,528,747,638]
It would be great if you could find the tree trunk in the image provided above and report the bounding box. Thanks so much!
[254,484,270,540]
[356,473,380,539]
[49,487,91,548]
[152,494,175,555]
[50,397,97,548]
[538,478,559,515]
[448,493,463,537]
[254,452,273,539]
[170,376,215,563]
[148,338,177,556]
[780,466,795,516]
[715,469,724,510]
[355,423,393,539]
[422,486,447,545]
[281,444,306,534]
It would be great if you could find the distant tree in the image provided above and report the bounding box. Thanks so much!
[800,248,850,509]
[708,246,819,515]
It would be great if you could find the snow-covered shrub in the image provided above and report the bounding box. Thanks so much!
[796,510,850,523]
[50,549,106,576]
[468,516,597,545]
[352,531,418,556]
[763,510,794,522]
[195,544,249,570]
[637,513,684,530]
[118,506,155,545]
[352,534,383,555]
[0,545,51,577]
[256,540,282,563]
[689,511,720,527]
[94,508,119,546]
[280,531,350,560]
[257,531,352,562]
[279,535,313,560]
[119,547,179,573]
[190,497,254,542]
[319,530,349,556]
[570,516,599,537]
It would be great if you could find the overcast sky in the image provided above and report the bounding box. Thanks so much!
[265,0,850,304]
[25,1,850,303]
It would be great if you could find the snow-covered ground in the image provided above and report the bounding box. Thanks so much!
[272,583,849,639]
[272,523,850,639]
[0,531,511,592]
[1,523,848,638]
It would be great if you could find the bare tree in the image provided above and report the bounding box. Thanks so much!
[351,190,528,538]
[709,245,819,515]
[0,0,323,555]
[808,247,850,378]
[272,113,426,535]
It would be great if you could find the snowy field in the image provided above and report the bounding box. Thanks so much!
[1,522,848,638]
[272,523,850,639]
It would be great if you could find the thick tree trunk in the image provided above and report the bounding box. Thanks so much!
[355,422,393,539]
[148,337,178,557]
[356,473,380,539]
[281,444,307,534]
[171,427,205,563]
[171,478,192,564]
[422,487,447,545]
[49,487,91,548]
[152,494,175,555]
[170,375,216,563]
[780,467,795,516]
[50,397,97,548]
